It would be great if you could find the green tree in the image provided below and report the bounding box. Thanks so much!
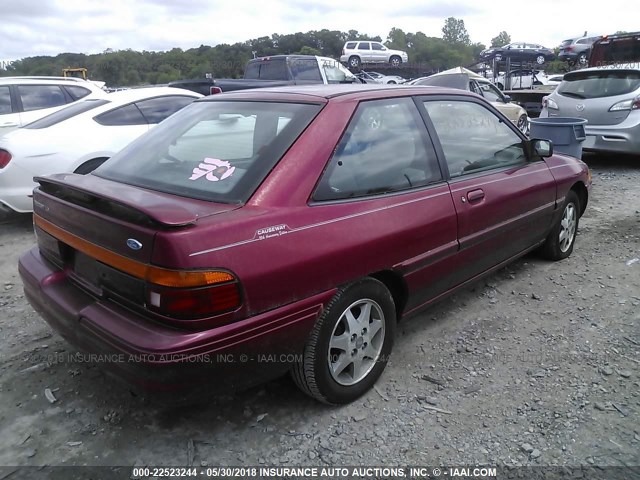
[442,17,470,46]
[386,28,407,50]
[491,31,511,47]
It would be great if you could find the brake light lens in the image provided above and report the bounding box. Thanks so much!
[210,86,222,95]
[609,95,640,111]
[0,150,11,169]
[147,281,241,319]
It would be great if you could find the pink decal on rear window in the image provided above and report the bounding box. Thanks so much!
[189,158,236,182]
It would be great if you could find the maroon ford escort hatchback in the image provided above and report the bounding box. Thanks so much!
[19,85,591,404]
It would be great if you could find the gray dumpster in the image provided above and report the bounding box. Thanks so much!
[529,117,588,159]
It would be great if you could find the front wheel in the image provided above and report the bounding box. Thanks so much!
[540,190,580,260]
[536,55,546,65]
[291,278,396,404]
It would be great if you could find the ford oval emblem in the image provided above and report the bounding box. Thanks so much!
[126,238,143,251]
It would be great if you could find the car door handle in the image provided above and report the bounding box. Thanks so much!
[467,189,485,203]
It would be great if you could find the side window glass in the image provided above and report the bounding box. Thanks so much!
[314,98,442,201]
[372,43,384,51]
[478,83,504,103]
[322,60,349,83]
[94,103,146,126]
[18,85,67,111]
[291,58,322,81]
[0,86,12,114]
[358,43,371,50]
[64,85,92,101]
[423,100,526,178]
[135,96,195,124]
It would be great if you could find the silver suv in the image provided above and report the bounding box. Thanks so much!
[0,77,107,136]
[340,41,409,68]
[558,36,601,66]
[541,66,640,155]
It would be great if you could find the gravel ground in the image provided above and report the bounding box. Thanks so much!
[0,154,638,475]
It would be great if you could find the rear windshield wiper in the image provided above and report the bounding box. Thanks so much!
[560,91,586,99]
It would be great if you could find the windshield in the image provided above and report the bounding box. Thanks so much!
[558,70,640,98]
[24,99,110,129]
[95,100,323,204]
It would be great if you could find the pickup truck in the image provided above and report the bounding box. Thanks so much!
[168,55,359,95]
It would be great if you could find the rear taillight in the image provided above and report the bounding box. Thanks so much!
[542,96,558,110]
[210,86,222,95]
[565,46,573,52]
[0,150,11,169]
[147,280,241,319]
[146,269,241,319]
[609,95,640,111]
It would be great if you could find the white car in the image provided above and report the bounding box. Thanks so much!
[0,77,108,137]
[340,41,409,68]
[0,87,202,214]
[366,71,406,84]
[546,74,564,86]
[356,70,406,84]
[494,69,549,90]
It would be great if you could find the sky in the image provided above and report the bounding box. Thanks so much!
[1,0,638,67]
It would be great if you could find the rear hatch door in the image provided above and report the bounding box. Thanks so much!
[553,69,640,125]
[33,173,239,297]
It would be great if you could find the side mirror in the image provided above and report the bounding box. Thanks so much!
[532,138,553,157]
[504,95,512,102]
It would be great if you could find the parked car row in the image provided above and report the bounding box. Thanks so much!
[18,84,590,404]
[0,86,202,215]
[0,76,108,136]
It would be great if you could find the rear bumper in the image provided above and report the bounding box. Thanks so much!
[19,247,334,393]
[558,52,578,61]
[582,116,640,155]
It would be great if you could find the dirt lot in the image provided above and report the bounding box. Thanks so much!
[0,154,638,476]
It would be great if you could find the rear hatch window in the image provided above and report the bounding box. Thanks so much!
[95,100,322,204]
[558,70,640,99]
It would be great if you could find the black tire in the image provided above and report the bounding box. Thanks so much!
[577,53,588,66]
[540,190,580,261]
[389,56,402,67]
[74,157,108,174]
[387,80,397,84]
[291,277,396,404]
[348,56,361,68]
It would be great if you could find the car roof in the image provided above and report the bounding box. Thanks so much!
[103,86,202,104]
[568,65,640,73]
[0,76,102,87]
[199,84,473,102]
